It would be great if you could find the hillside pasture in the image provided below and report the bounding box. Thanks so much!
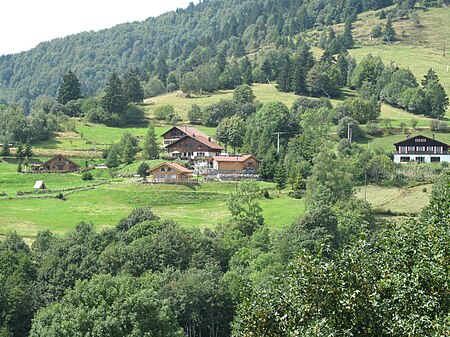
[0,178,305,238]
[355,183,432,215]
[144,84,299,120]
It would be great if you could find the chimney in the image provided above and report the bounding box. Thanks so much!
[432,133,435,140]
[208,137,211,142]
[193,133,196,138]
[406,134,410,139]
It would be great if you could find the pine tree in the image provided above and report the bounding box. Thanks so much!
[421,68,439,88]
[276,53,291,93]
[105,145,120,168]
[342,18,355,49]
[102,72,127,114]
[240,57,253,85]
[291,44,314,95]
[0,143,10,157]
[142,123,160,159]
[274,162,287,191]
[137,162,150,177]
[15,142,24,159]
[384,18,396,43]
[57,70,82,104]
[24,142,33,158]
[293,172,306,192]
[424,80,449,118]
[123,70,144,104]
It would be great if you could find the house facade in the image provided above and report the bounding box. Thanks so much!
[147,162,193,183]
[393,135,450,163]
[209,155,260,172]
[32,155,80,173]
[161,126,224,157]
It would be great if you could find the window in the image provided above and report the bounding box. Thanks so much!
[417,146,425,152]
[399,146,407,153]
[427,146,434,152]
[407,146,415,152]
[161,167,165,172]
[415,138,426,143]
[431,157,441,163]
[416,157,425,163]
[58,165,64,170]
[167,167,172,171]
[197,152,205,157]
[400,157,410,162]
[436,147,443,153]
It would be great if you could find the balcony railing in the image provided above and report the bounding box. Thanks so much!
[395,151,449,155]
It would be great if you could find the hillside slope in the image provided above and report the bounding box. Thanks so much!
[0,0,392,106]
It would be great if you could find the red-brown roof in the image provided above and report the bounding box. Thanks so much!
[161,126,211,140]
[210,155,259,162]
[42,155,80,168]
[148,162,192,174]
[166,135,225,150]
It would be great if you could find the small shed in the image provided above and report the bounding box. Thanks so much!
[34,180,46,189]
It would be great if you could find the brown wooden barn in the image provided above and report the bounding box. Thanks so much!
[147,162,193,183]
[209,155,259,172]
[33,155,80,173]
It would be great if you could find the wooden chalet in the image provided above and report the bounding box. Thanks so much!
[393,135,450,163]
[147,162,193,183]
[209,155,260,172]
[161,126,224,157]
[32,155,81,173]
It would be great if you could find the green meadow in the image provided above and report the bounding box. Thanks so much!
[0,159,305,238]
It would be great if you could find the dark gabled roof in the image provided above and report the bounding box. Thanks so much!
[161,125,211,140]
[147,162,192,174]
[166,134,224,150]
[394,135,449,147]
[210,155,259,163]
[42,155,80,168]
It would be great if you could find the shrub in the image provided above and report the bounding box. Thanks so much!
[366,122,380,136]
[82,172,93,181]
[154,105,175,121]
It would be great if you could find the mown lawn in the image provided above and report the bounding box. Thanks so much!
[0,180,305,238]
[355,183,432,214]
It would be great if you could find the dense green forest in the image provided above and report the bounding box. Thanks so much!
[1,168,449,336]
[0,0,400,107]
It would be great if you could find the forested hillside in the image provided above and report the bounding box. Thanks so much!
[0,0,394,107]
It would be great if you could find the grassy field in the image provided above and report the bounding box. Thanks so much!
[144,83,298,120]
[0,165,305,238]
[355,183,432,214]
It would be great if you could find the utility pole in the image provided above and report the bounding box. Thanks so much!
[273,132,285,154]
[347,123,352,144]
[364,173,367,202]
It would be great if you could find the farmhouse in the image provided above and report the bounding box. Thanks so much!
[161,126,224,157]
[209,155,260,173]
[32,155,81,173]
[147,162,193,183]
[393,135,450,163]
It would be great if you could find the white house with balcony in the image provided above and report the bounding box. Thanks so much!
[393,135,450,163]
